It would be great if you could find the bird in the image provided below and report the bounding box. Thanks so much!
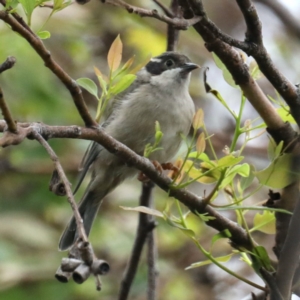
[59,51,198,251]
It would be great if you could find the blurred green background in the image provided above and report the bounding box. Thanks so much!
[1,0,300,299]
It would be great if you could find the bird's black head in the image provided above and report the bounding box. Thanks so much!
[145,52,198,76]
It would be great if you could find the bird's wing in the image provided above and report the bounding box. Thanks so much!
[73,76,146,194]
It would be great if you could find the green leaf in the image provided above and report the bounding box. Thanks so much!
[240,164,256,190]
[76,78,98,99]
[5,0,19,9]
[97,75,107,95]
[211,229,232,249]
[164,214,195,238]
[37,31,51,39]
[253,245,273,271]
[217,155,244,168]
[111,74,136,95]
[19,0,36,25]
[196,212,216,222]
[277,106,296,124]
[223,68,237,88]
[120,206,164,218]
[212,52,237,88]
[255,153,295,188]
[188,152,210,162]
[274,140,284,159]
[228,163,250,177]
[215,205,292,215]
[185,254,233,270]
[251,211,275,234]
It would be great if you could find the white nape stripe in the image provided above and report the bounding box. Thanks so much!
[150,58,162,63]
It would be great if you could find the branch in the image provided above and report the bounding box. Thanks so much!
[0,11,96,128]
[234,0,300,128]
[0,120,254,251]
[101,0,201,30]
[31,130,88,245]
[0,56,16,73]
[118,182,156,300]
[0,85,17,133]
[275,159,300,299]
[153,0,174,17]
[146,183,157,300]
[166,0,180,51]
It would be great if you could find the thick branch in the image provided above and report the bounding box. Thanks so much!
[0,11,96,128]
[0,121,254,251]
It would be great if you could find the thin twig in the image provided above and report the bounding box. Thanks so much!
[153,0,174,17]
[0,11,96,128]
[101,0,201,30]
[31,130,88,244]
[0,86,17,133]
[118,181,156,300]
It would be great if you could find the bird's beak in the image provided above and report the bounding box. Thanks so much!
[180,62,200,74]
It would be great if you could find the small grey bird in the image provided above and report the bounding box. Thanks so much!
[59,52,198,250]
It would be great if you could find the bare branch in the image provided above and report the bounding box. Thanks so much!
[0,120,255,252]
[153,0,174,17]
[0,56,16,73]
[0,85,17,133]
[0,11,96,128]
[101,0,201,30]
[235,0,263,44]
[31,130,88,245]
[118,182,156,300]
[146,185,157,300]
[166,0,180,51]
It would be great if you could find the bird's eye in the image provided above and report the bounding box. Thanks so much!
[165,59,174,68]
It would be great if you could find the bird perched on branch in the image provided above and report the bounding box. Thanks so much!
[59,52,198,251]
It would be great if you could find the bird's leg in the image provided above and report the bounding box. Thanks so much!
[138,161,180,182]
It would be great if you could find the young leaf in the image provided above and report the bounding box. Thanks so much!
[97,75,107,95]
[111,74,136,95]
[37,31,51,39]
[196,132,206,154]
[76,78,98,99]
[19,0,36,25]
[252,211,275,234]
[211,229,232,249]
[120,206,164,218]
[192,108,204,130]
[255,153,295,188]
[107,34,123,72]
[217,155,244,168]
[240,164,256,190]
[277,106,296,124]
[185,254,233,269]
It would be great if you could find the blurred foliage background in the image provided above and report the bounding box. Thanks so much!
[1,0,300,299]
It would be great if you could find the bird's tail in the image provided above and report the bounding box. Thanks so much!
[58,186,106,251]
